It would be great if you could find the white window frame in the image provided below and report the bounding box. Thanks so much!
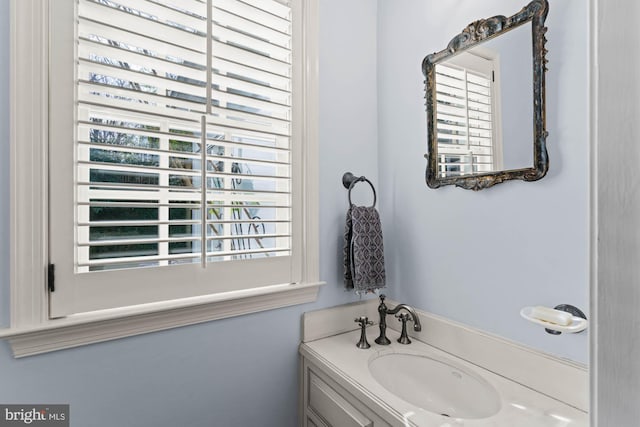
[2,0,322,357]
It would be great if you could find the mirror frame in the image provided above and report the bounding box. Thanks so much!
[422,0,549,191]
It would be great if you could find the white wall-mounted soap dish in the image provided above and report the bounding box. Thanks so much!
[520,305,588,334]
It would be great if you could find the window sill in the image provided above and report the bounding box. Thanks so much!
[0,282,324,358]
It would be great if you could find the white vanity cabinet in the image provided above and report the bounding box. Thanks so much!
[301,357,391,427]
[299,300,589,427]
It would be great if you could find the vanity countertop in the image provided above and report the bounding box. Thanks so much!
[300,329,588,427]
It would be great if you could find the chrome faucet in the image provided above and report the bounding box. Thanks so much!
[374,294,422,345]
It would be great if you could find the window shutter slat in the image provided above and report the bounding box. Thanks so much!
[79,1,207,52]
[212,73,290,105]
[116,0,208,30]
[212,41,291,78]
[212,57,290,90]
[205,111,290,137]
[77,40,206,83]
[212,25,291,63]
[211,88,291,120]
[215,0,291,32]
[78,18,205,64]
[212,7,291,48]
[77,61,207,101]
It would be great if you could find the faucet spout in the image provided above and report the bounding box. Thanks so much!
[374,295,423,345]
[387,304,422,332]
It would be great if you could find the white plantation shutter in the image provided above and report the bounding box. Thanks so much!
[434,52,501,177]
[49,0,303,317]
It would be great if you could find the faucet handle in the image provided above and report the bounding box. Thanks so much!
[354,316,373,349]
[354,316,373,326]
[396,313,412,345]
[395,312,412,322]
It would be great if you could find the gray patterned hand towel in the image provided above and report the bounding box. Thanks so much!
[343,206,386,292]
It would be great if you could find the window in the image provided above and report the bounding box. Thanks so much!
[434,50,502,177]
[4,0,319,356]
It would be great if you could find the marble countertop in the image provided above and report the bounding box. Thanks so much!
[300,329,588,427]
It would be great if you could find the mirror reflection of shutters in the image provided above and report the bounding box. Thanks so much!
[435,58,495,177]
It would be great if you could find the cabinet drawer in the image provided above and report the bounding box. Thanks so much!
[306,411,327,427]
[308,371,373,427]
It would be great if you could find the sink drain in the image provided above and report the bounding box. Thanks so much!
[441,413,450,417]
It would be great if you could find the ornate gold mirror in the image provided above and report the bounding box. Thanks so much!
[422,0,549,190]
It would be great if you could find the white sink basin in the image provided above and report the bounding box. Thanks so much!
[368,352,501,419]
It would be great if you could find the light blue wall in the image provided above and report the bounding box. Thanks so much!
[377,0,589,363]
[0,0,378,425]
[0,0,591,424]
